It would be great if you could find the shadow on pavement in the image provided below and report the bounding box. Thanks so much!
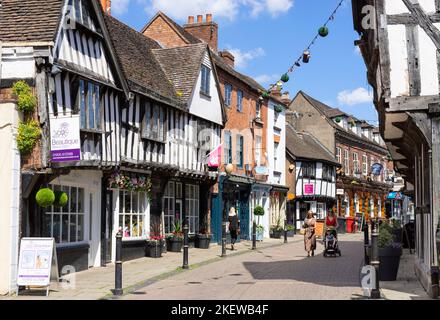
[242,241,363,288]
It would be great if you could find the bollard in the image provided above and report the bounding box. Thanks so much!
[252,221,257,250]
[183,217,189,269]
[221,221,227,257]
[370,219,381,299]
[284,219,288,244]
[113,229,123,296]
[364,222,370,265]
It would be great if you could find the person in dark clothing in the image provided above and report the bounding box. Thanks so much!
[228,207,240,250]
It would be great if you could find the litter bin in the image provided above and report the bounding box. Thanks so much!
[337,217,346,234]
[346,217,355,233]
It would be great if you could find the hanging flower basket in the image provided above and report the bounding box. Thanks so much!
[318,26,329,37]
[261,91,270,99]
[36,188,55,208]
[281,73,290,83]
[274,105,284,113]
[108,171,152,199]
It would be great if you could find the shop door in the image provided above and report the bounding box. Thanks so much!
[239,193,250,240]
[101,190,113,265]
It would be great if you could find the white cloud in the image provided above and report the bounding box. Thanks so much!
[354,46,361,55]
[143,0,294,21]
[265,0,294,17]
[148,0,240,21]
[337,87,373,106]
[254,74,279,84]
[227,47,265,69]
[112,0,131,15]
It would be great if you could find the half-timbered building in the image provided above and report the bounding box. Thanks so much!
[352,0,440,297]
[0,0,225,294]
[285,124,339,230]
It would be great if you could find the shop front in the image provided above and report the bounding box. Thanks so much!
[211,175,253,243]
[250,183,271,239]
[294,196,335,230]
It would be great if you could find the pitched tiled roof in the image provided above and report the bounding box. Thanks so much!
[103,14,181,106]
[0,0,63,42]
[299,91,346,119]
[152,44,207,102]
[286,124,338,165]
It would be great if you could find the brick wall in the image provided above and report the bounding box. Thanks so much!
[183,22,218,52]
[142,16,189,48]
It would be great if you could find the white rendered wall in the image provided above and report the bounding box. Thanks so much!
[388,25,410,98]
[1,47,35,79]
[188,51,223,126]
[267,100,286,186]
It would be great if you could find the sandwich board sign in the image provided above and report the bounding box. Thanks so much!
[17,238,59,296]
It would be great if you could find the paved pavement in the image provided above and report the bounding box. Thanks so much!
[123,233,366,300]
[0,237,287,300]
[380,249,434,300]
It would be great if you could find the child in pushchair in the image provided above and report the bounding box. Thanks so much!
[324,228,341,257]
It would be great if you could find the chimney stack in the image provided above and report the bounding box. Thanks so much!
[219,51,235,68]
[100,0,111,15]
[281,91,291,106]
[183,13,219,52]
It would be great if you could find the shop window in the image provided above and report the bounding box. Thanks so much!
[118,190,147,239]
[302,162,316,179]
[43,185,85,244]
[185,184,200,234]
[163,182,175,234]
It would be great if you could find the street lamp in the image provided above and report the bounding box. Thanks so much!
[221,164,233,257]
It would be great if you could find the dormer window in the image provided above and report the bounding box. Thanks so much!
[200,65,211,96]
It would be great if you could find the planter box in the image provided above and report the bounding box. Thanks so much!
[379,246,402,281]
[167,238,183,252]
[270,230,282,239]
[145,243,162,258]
[195,235,211,249]
[286,230,295,237]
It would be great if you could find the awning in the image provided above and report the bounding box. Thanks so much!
[387,192,402,200]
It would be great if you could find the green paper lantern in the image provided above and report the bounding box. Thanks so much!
[281,73,289,83]
[36,188,55,208]
[254,205,265,216]
[335,116,341,123]
[262,91,270,99]
[54,191,68,208]
[319,26,329,37]
[275,105,284,113]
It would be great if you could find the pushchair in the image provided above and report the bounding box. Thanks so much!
[323,228,341,257]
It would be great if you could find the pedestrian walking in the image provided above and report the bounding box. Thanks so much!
[325,209,339,236]
[303,210,316,257]
[228,207,240,251]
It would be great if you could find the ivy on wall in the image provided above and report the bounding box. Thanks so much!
[12,81,41,155]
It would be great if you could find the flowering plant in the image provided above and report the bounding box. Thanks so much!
[146,235,164,245]
[166,220,184,240]
[108,171,152,200]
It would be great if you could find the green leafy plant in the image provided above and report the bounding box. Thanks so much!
[270,217,283,232]
[16,120,41,155]
[378,227,394,248]
[167,220,183,240]
[274,105,284,113]
[12,81,37,113]
[253,206,265,216]
[54,191,68,208]
[36,188,55,208]
[256,225,264,232]
[286,224,295,232]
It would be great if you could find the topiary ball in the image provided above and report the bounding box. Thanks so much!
[254,205,265,216]
[54,191,68,208]
[36,188,55,208]
[319,26,329,37]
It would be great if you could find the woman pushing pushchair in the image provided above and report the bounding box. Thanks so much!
[324,210,341,257]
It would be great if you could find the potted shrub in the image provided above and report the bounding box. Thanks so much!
[166,220,184,252]
[378,224,403,281]
[270,217,283,239]
[195,217,211,249]
[253,206,265,240]
[145,236,163,258]
[256,225,264,241]
[286,224,295,237]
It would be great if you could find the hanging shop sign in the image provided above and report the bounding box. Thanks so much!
[50,116,81,162]
[337,189,345,195]
[371,163,383,176]
[304,184,314,195]
[255,166,269,175]
[17,238,59,296]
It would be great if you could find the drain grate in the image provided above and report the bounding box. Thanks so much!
[237,282,256,285]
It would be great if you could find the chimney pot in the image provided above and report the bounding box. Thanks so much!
[206,14,212,22]
[188,16,194,24]
[197,15,203,23]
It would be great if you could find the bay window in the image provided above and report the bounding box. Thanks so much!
[118,190,148,239]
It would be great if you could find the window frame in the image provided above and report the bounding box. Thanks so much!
[302,162,316,179]
[237,89,243,112]
[344,149,350,175]
[336,147,341,164]
[118,190,148,240]
[236,134,244,169]
[200,65,211,96]
[224,84,232,107]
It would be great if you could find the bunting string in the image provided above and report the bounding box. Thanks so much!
[262,0,346,97]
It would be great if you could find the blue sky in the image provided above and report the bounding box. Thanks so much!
[111,0,378,125]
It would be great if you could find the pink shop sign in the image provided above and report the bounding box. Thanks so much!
[304,184,314,195]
